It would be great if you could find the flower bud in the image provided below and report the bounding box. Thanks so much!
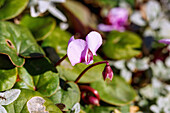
[87,96,100,106]
[102,64,113,80]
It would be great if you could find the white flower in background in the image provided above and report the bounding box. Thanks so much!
[127,57,149,72]
[159,19,170,38]
[112,60,125,70]
[130,11,146,26]
[139,85,158,100]
[29,0,67,22]
[165,56,170,67]
[120,69,132,82]
[150,60,170,80]
[150,94,170,113]
[130,0,170,38]
[59,22,69,30]
[111,57,149,82]
[145,0,161,21]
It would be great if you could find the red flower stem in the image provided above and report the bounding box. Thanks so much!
[74,61,109,83]
[54,54,67,66]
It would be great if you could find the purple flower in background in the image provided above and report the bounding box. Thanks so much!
[159,39,170,44]
[98,8,128,32]
[67,31,102,66]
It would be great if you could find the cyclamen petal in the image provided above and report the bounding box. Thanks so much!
[159,39,170,44]
[67,31,102,66]
[67,39,87,66]
[98,7,128,32]
[86,31,102,55]
[68,36,75,45]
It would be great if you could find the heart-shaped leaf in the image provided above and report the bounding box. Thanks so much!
[57,55,105,83]
[14,67,60,97]
[42,27,72,57]
[34,71,60,97]
[90,76,136,105]
[14,67,35,90]
[0,0,28,20]
[49,81,80,111]
[20,15,56,41]
[103,31,142,60]
[3,89,62,113]
[0,68,17,91]
[0,21,45,67]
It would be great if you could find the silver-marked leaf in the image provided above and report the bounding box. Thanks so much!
[0,21,45,67]
[3,89,62,113]
[0,105,7,113]
[0,89,21,105]
[27,96,48,113]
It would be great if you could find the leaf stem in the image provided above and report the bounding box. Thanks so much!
[74,61,108,83]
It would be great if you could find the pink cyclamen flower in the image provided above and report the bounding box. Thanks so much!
[159,39,170,44]
[98,7,128,32]
[67,31,102,66]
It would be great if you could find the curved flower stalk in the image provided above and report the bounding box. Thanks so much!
[74,61,113,83]
[67,31,102,66]
[98,7,128,32]
[29,0,67,22]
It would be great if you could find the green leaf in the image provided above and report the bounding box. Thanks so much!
[0,68,17,91]
[103,31,142,60]
[20,15,56,41]
[62,0,97,36]
[42,27,72,57]
[57,55,105,83]
[49,81,80,111]
[90,76,136,106]
[14,67,35,90]
[14,67,60,97]
[93,0,118,7]
[3,89,62,113]
[0,0,28,20]
[35,71,60,97]
[0,0,5,8]
[83,105,116,113]
[0,21,45,67]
